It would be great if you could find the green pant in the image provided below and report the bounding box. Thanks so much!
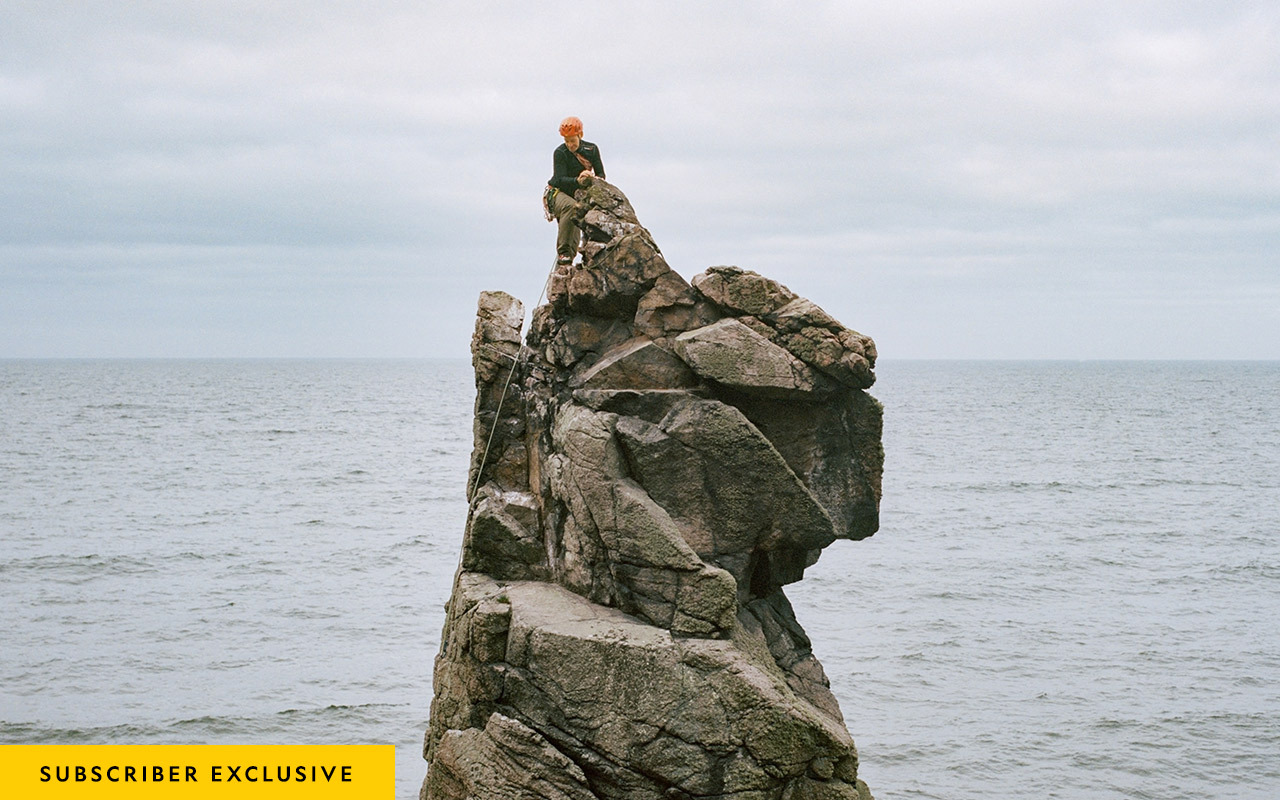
[549,189,581,260]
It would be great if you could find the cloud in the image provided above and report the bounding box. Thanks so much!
[1,0,1277,357]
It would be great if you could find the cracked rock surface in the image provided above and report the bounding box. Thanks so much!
[423,180,883,800]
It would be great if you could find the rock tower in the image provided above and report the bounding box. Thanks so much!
[423,180,883,800]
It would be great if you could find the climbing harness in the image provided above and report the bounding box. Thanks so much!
[542,186,557,222]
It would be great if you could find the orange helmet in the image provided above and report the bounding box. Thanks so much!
[558,116,583,137]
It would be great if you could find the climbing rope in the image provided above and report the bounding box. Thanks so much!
[465,261,558,504]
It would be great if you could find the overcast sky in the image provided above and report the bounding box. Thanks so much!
[3,1,1277,359]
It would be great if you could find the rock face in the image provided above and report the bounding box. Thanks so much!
[424,179,883,800]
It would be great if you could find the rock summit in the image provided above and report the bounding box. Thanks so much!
[423,179,883,800]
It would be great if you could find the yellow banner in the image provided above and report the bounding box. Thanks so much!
[0,746,394,799]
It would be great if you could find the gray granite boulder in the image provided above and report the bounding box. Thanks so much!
[427,575,871,800]
[691,266,877,390]
[547,181,675,319]
[674,318,820,398]
[613,395,837,594]
[570,337,700,392]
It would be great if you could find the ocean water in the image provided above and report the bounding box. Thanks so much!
[2,359,1277,799]
[0,359,473,797]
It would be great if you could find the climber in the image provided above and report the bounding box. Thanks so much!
[544,116,605,266]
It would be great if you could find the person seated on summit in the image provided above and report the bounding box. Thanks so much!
[544,116,605,266]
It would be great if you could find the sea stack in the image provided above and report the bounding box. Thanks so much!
[422,179,883,800]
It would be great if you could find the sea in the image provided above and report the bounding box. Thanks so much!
[1,359,1277,799]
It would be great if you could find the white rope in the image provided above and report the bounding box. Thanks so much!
[465,263,558,504]
[454,264,559,586]
[476,343,519,363]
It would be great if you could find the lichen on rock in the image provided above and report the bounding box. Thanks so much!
[424,179,881,800]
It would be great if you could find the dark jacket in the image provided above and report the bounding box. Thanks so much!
[548,141,605,194]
